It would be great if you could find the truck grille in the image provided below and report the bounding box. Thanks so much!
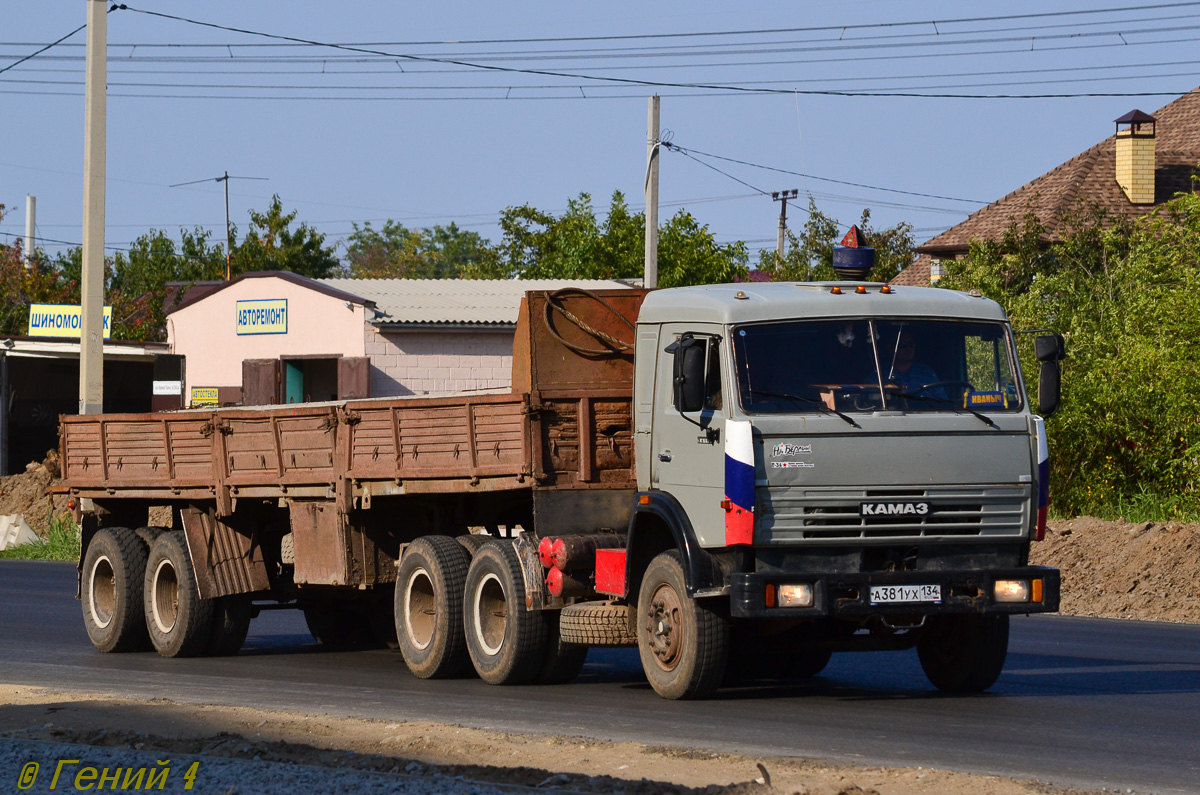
[758,485,1029,542]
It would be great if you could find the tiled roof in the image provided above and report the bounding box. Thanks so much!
[915,88,1200,258]
[892,254,933,286]
[316,278,634,326]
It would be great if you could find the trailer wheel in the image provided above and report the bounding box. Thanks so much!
[917,614,1009,692]
[144,532,214,658]
[559,601,637,646]
[463,541,547,685]
[537,612,588,685]
[637,550,729,700]
[205,596,252,656]
[396,536,471,679]
[81,527,149,653]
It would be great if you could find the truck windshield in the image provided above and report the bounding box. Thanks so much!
[732,319,1023,414]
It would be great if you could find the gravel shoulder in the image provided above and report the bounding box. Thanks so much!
[0,685,1101,795]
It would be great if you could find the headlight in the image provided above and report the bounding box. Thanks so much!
[778,583,814,608]
[994,579,1030,603]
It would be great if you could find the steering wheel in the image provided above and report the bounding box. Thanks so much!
[912,380,973,396]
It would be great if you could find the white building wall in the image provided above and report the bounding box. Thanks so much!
[366,325,514,396]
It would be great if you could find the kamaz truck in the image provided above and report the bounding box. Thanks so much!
[63,280,1064,699]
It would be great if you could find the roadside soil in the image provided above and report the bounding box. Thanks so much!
[0,685,1101,795]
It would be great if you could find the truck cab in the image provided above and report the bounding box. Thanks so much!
[624,281,1060,697]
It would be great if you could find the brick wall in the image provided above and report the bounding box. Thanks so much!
[365,325,514,396]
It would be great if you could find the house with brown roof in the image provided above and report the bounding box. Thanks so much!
[894,88,1200,286]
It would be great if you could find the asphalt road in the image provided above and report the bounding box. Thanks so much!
[2,560,1199,794]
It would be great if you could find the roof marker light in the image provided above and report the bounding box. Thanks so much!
[855,285,867,294]
[881,285,892,294]
[831,286,842,295]
[734,291,748,300]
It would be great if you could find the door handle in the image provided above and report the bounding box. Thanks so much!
[658,452,673,463]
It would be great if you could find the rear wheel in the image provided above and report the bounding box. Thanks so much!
[918,614,1009,692]
[396,536,471,679]
[81,527,149,653]
[637,551,729,700]
[206,596,252,656]
[144,532,214,658]
[463,541,547,685]
[537,611,588,685]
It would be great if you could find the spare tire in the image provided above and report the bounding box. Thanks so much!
[559,601,637,647]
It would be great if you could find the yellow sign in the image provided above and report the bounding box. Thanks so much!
[27,304,112,339]
[190,387,219,408]
[236,298,287,335]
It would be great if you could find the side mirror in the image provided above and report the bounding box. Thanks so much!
[666,333,705,413]
[1034,333,1066,418]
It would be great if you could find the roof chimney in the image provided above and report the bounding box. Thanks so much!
[1114,109,1156,205]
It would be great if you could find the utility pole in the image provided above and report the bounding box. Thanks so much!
[79,0,107,416]
[644,96,660,289]
[24,195,35,271]
[772,189,799,260]
[170,172,268,280]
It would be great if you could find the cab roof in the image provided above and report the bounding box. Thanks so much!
[637,282,1008,326]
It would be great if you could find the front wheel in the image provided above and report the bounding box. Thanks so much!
[637,551,729,700]
[917,614,1009,692]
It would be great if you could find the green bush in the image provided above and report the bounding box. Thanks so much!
[938,190,1200,521]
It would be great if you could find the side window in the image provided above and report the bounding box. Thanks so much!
[704,338,722,411]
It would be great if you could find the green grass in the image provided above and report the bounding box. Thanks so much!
[0,514,80,561]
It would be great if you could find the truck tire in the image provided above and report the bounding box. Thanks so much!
[917,614,1009,692]
[463,540,547,685]
[206,596,252,656]
[81,527,149,653]
[144,531,214,658]
[559,601,637,646]
[396,536,472,679]
[368,587,399,649]
[537,612,588,685]
[457,534,491,558]
[637,550,729,700]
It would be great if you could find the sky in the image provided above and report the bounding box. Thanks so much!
[3,1,1199,269]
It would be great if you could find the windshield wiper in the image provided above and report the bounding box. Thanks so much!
[745,389,859,427]
[887,390,999,428]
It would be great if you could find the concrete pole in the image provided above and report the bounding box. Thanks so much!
[644,96,660,289]
[24,195,35,271]
[79,0,107,415]
[223,171,232,280]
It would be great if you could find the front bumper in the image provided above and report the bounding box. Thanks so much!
[730,565,1060,619]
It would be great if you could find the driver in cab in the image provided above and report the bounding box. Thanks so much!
[881,330,947,401]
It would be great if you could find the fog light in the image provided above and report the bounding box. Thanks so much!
[994,579,1030,603]
[778,583,814,608]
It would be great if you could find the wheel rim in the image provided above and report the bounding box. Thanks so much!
[88,554,116,629]
[404,566,435,651]
[151,558,180,634]
[644,581,685,672]
[472,572,506,656]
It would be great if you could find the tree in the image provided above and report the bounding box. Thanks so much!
[757,199,915,283]
[0,205,72,336]
[939,195,1200,519]
[346,220,496,278]
[229,195,339,279]
[484,191,746,286]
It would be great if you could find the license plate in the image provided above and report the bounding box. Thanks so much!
[869,584,942,604]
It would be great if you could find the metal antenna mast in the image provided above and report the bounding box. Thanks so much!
[170,172,268,280]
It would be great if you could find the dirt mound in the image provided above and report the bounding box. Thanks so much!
[0,451,69,536]
[1030,517,1200,623]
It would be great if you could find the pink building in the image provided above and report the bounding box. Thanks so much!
[166,272,632,406]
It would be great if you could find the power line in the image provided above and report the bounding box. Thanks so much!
[662,142,988,204]
[0,22,86,76]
